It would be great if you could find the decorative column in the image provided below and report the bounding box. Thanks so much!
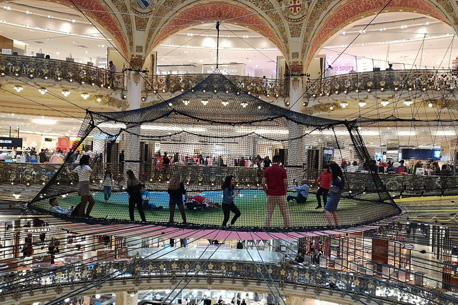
[286,61,305,183]
[124,56,144,177]
[287,120,304,183]
[115,291,138,305]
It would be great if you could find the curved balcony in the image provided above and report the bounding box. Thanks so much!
[2,54,453,109]
[1,163,457,200]
[0,54,455,102]
[143,74,288,100]
[0,258,455,304]
[0,54,124,89]
[306,69,458,98]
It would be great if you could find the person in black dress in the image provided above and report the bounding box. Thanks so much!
[168,171,187,224]
[126,170,146,222]
[263,156,271,168]
[221,175,241,226]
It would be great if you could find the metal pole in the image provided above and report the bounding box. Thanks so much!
[216,21,220,70]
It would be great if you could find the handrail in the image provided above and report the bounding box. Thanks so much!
[0,54,124,89]
[307,69,458,97]
[0,258,455,304]
[142,74,289,98]
[0,162,457,198]
[0,53,454,100]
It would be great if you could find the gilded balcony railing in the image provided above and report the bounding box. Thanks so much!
[143,74,289,98]
[0,163,457,197]
[306,69,458,97]
[0,54,124,89]
[0,257,455,304]
[1,55,455,99]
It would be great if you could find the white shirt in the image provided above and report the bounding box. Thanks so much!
[102,177,112,187]
[51,206,72,215]
[73,165,92,182]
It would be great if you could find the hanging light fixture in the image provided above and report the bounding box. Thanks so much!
[183,100,190,105]
[201,100,208,105]
[38,87,47,95]
[403,100,413,106]
[381,100,389,107]
[340,102,348,108]
[81,93,90,100]
[221,101,229,106]
[61,89,70,97]
[13,85,23,92]
[358,101,366,107]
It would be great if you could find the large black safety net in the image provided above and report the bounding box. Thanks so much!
[28,73,400,230]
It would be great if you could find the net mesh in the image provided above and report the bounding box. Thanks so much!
[29,73,400,230]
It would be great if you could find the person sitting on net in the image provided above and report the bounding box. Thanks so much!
[185,195,221,210]
[140,184,163,210]
[49,198,73,216]
[287,179,309,204]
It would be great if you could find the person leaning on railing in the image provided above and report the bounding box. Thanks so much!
[109,60,116,87]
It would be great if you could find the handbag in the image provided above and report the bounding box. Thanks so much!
[330,185,340,193]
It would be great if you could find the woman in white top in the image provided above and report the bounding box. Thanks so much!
[69,154,97,217]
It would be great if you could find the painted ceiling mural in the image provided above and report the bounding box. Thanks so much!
[305,0,453,65]
[0,0,130,55]
[147,2,287,56]
[2,0,457,69]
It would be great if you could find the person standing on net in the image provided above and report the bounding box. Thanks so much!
[324,163,345,226]
[221,175,241,226]
[262,155,291,227]
[315,165,332,209]
[126,170,146,222]
[69,155,97,217]
[168,171,187,224]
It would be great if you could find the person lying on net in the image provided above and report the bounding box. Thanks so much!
[185,195,221,210]
[49,198,73,216]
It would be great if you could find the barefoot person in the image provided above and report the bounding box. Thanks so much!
[168,172,187,224]
[69,155,97,217]
[221,175,241,226]
[324,163,344,226]
[262,155,291,227]
[126,170,146,222]
[315,165,332,209]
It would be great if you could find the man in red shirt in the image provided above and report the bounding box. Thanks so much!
[262,155,291,227]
